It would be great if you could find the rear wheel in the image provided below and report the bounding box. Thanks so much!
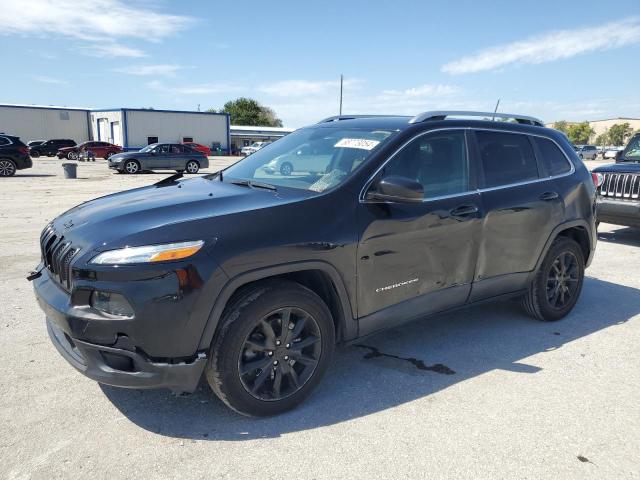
[186,160,200,174]
[523,237,585,321]
[67,151,78,160]
[205,280,335,416]
[124,160,140,174]
[30,151,40,158]
[105,151,114,159]
[0,159,17,177]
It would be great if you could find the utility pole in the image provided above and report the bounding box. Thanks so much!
[339,74,343,115]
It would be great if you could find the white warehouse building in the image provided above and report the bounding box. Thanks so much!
[0,104,231,152]
[90,108,230,151]
[0,104,91,143]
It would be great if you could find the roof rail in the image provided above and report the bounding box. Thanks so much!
[409,110,544,127]
[317,114,405,124]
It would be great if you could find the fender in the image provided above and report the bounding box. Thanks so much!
[197,260,357,350]
[530,218,595,280]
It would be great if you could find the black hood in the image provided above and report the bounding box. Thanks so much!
[593,162,640,173]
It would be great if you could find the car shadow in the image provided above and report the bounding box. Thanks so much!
[9,174,57,178]
[101,277,639,441]
[598,227,640,247]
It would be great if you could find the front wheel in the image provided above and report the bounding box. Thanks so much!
[523,237,585,321]
[67,151,78,160]
[205,280,335,416]
[280,162,293,176]
[105,151,114,159]
[185,160,200,174]
[123,160,140,174]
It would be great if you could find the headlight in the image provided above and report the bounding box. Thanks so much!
[90,240,204,265]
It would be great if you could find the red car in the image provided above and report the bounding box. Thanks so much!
[183,142,211,156]
[57,141,123,160]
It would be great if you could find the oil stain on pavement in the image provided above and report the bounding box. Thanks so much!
[356,344,456,375]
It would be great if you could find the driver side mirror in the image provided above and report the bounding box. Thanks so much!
[365,175,424,203]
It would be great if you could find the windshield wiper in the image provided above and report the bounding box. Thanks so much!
[229,179,277,191]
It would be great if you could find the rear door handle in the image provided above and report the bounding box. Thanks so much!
[539,191,559,201]
[450,204,479,217]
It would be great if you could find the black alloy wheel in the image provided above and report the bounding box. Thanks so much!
[238,307,321,401]
[546,251,580,309]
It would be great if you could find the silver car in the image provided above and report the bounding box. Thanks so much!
[108,143,209,174]
[576,145,598,160]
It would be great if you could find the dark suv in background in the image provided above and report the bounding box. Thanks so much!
[592,132,640,227]
[0,134,32,176]
[31,111,597,416]
[29,139,76,158]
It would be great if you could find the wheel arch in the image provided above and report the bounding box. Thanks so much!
[198,262,356,351]
[534,220,594,273]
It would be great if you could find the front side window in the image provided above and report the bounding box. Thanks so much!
[477,131,538,188]
[623,135,640,161]
[377,130,469,198]
[532,136,571,176]
[222,127,397,192]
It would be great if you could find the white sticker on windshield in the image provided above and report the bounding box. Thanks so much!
[334,138,380,150]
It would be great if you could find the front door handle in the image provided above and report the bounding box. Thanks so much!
[450,204,479,217]
[539,191,559,201]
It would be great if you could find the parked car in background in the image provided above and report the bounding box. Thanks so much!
[241,141,271,156]
[0,134,32,177]
[603,147,624,161]
[182,141,211,156]
[107,143,208,174]
[27,140,45,148]
[575,145,598,160]
[32,111,597,416]
[29,139,76,158]
[57,141,123,160]
[263,142,333,175]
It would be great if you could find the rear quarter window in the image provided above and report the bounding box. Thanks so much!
[476,130,539,188]
[0,137,10,146]
[532,137,572,176]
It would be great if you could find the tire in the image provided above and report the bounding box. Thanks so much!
[280,162,293,176]
[579,154,584,160]
[123,160,140,174]
[105,151,114,159]
[523,237,585,321]
[30,151,40,158]
[205,280,335,416]
[185,160,200,174]
[0,159,17,177]
[67,151,78,160]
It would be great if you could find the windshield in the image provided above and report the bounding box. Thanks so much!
[140,144,157,153]
[624,135,640,161]
[223,127,397,192]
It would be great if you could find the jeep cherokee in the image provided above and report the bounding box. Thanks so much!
[30,111,598,416]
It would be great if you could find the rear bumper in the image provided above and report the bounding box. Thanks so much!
[596,198,640,228]
[47,319,206,393]
[16,156,32,170]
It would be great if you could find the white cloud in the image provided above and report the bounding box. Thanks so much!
[442,17,640,74]
[0,0,194,57]
[258,79,361,97]
[147,80,242,95]
[114,64,182,76]
[77,43,147,58]
[33,75,68,85]
[379,84,460,99]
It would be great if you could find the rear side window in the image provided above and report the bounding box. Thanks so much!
[532,137,571,176]
[0,137,9,146]
[476,131,538,188]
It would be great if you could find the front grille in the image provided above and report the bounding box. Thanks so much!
[40,224,79,290]
[598,173,640,200]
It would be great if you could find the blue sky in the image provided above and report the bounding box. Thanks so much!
[1,0,639,127]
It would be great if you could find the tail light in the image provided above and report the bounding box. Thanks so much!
[19,146,29,155]
[591,172,603,188]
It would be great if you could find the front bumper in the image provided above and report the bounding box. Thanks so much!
[596,198,640,228]
[47,318,206,393]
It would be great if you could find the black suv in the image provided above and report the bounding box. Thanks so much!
[592,132,640,227]
[0,134,32,177]
[31,111,597,416]
[29,138,76,158]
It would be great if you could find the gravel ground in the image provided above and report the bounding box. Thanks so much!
[0,158,638,480]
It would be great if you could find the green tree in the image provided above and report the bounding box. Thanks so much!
[211,98,283,127]
[608,123,633,146]
[565,122,594,145]
[552,120,569,134]
[595,131,610,146]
